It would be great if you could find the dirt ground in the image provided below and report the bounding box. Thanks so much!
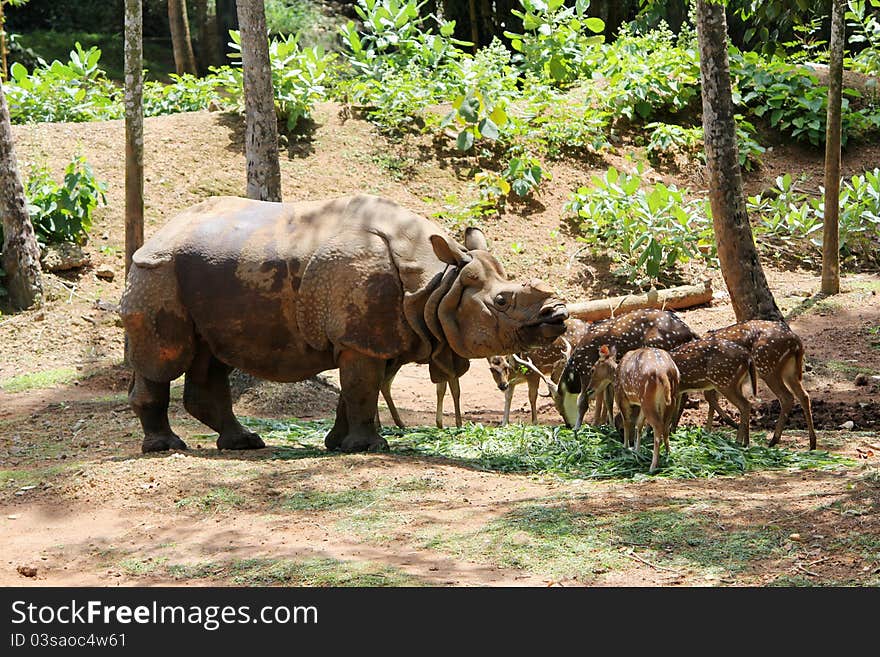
[1,106,879,587]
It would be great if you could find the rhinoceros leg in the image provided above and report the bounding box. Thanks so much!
[130,374,189,453]
[183,346,265,451]
[326,350,389,453]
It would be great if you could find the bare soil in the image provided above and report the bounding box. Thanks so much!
[2,106,880,587]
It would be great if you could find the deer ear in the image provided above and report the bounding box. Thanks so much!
[607,344,617,359]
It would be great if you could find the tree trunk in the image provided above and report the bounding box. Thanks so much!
[1,1,7,82]
[236,0,281,202]
[216,0,240,62]
[191,0,208,73]
[0,83,42,310]
[822,0,844,296]
[467,0,480,52]
[695,0,783,322]
[125,0,144,278]
[168,0,198,75]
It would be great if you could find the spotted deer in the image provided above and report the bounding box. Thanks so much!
[669,337,757,446]
[706,320,817,449]
[486,319,590,425]
[587,345,681,473]
[554,309,700,431]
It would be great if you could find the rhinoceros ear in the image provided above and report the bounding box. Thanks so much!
[464,227,488,251]
[430,234,471,267]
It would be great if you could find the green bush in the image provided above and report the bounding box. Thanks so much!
[223,31,337,130]
[503,0,605,86]
[5,43,122,123]
[566,166,715,283]
[143,72,230,116]
[24,156,107,246]
[595,23,700,123]
[749,169,880,267]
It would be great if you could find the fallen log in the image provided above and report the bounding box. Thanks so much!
[567,280,713,322]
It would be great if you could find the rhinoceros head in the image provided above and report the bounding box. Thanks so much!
[428,229,568,359]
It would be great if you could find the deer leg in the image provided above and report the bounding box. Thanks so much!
[449,375,462,428]
[705,389,738,429]
[648,419,663,473]
[574,391,590,432]
[718,384,752,447]
[592,390,604,425]
[528,377,539,425]
[502,385,514,426]
[780,360,817,450]
[763,375,795,448]
[380,369,405,429]
[435,380,447,429]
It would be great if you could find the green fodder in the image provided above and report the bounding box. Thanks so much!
[242,418,851,481]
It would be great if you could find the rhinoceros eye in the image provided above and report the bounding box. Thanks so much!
[494,293,509,308]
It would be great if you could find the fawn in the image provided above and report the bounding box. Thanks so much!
[669,336,757,446]
[553,309,699,431]
[486,319,590,425]
[707,320,817,449]
[587,345,680,473]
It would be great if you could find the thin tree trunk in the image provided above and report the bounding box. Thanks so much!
[468,0,480,51]
[0,83,42,310]
[695,0,783,322]
[125,0,144,278]
[822,0,844,296]
[168,0,198,75]
[236,0,281,202]
[0,1,7,82]
[191,0,208,74]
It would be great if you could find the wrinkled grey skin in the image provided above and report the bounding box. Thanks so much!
[120,194,568,454]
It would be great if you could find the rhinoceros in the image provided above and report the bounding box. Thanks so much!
[120,194,568,454]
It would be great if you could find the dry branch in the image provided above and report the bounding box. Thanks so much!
[567,280,713,322]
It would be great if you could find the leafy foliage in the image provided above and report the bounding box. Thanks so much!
[223,31,337,130]
[566,166,715,284]
[5,43,122,123]
[503,0,605,86]
[143,73,228,116]
[24,156,107,246]
[749,169,880,267]
[595,23,700,123]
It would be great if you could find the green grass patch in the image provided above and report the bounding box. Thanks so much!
[166,557,423,586]
[816,360,878,376]
[119,557,169,576]
[0,464,77,489]
[423,503,622,581]
[242,418,852,480]
[0,367,77,392]
[176,487,246,512]
[426,502,787,581]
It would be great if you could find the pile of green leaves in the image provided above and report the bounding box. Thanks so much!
[566,166,716,283]
[241,417,850,481]
[749,169,880,267]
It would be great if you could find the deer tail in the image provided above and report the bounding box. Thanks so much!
[749,357,758,397]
